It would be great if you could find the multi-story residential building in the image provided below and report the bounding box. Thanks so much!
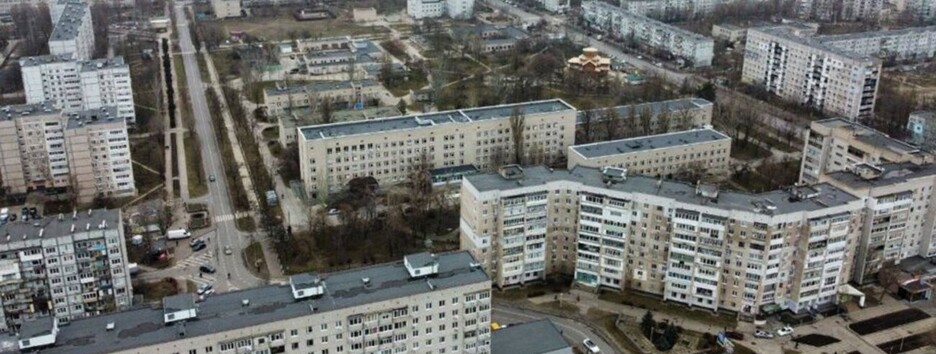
[407,0,474,19]
[907,111,936,151]
[16,251,492,354]
[567,128,731,178]
[48,1,94,60]
[799,118,933,184]
[901,0,936,21]
[298,100,577,199]
[796,0,883,21]
[0,0,40,15]
[820,163,936,284]
[264,80,385,115]
[20,55,136,125]
[582,1,714,67]
[742,27,881,120]
[817,26,936,63]
[576,97,715,138]
[211,0,241,18]
[0,103,135,201]
[539,0,569,13]
[0,208,132,332]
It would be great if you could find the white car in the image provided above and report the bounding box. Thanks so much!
[754,329,774,339]
[197,283,213,295]
[583,338,600,353]
[776,325,794,337]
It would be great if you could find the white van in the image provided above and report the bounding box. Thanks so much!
[167,229,192,240]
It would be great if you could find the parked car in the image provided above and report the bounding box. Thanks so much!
[189,238,204,247]
[29,207,37,218]
[327,209,341,215]
[192,242,207,252]
[754,330,773,339]
[776,325,794,337]
[199,264,216,274]
[197,283,213,295]
[8,213,15,222]
[224,245,232,255]
[583,338,600,353]
[725,331,744,340]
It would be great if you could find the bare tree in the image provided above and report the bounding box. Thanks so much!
[604,107,620,141]
[638,107,654,136]
[319,96,334,124]
[509,107,525,165]
[877,260,903,302]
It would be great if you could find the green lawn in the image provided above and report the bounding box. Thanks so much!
[184,135,208,198]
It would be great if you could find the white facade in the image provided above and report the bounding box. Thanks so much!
[796,0,883,21]
[20,56,136,125]
[582,1,714,67]
[819,26,936,63]
[407,0,474,19]
[48,2,94,60]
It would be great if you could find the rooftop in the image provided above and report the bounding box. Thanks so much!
[19,317,55,339]
[0,102,60,120]
[584,1,711,42]
[35,251,488,354]
[817,25,936,43]
[162,294,196,313]
[570,128,730,158]
[79,56,127,72]
[752,27,880,62]
[0,209,120,245]
[18,55,127,70]
[265,79,379,97]
[466,166,860,215]
[491,320,571,354]
[49,2,89,42]
[299,99,575,141]
[65,106,123,129]
[576,97,713,124]
[815,118,924,156]
[825,162,936,189]
[279,106,402,131]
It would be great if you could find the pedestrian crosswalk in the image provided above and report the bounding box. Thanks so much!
[176,251,214,269]
[214,214,235,223]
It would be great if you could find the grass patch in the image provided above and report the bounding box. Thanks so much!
[877,333,935,354]
[130,137,165,194]
[184,135,207,198]
[235,216,256,232]
[132,278,180,303]
[196,53,211,83]
[599,289,737,329]
[538,300,581,318]
[731,141,772,161]
[221,15,388,41]
[385,66,429,97]
[244,241,270,280]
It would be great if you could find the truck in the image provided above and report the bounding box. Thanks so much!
[167,229,192,240]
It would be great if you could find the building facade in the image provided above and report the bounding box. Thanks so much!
[211,0,241,18]
[298,100,577,199]
[20,56,136,125]
[460,166,865,315]
[582,1,714,67]
[799,118,933,184]
[17,251,492,354]
[0,208,132,332]
[567,128,731,178]
[264,80,385,115]
[407,0,474,19]
[48,1,94,60]
[818,26,936,63]
[742,27,881,120]
[0,103,135,201]
[796,0,883,21]
[907,111,936,151]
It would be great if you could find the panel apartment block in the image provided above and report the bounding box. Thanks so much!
[16,251,492,354]
[799,118,933,184]
[461,165,865,315]
[0,209,132,332]
[407,0,474,19]
[819,26,936,63]
[20,55,136,125]
[298,100,577,199]
[582,1,714,67]
[568,128,731,178]
[0,103,135,201]
[742,27,881,120]
[796,0,883,21]
[48,1,94,60]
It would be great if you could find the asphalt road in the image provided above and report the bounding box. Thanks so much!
[493,305,619,354]
[173,2,264,293]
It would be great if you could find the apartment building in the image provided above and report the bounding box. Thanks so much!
[818,26,936,63]
[264,80,385,115]
[576,97,714,139]
[407,0,474,19]
[582,1,714,67]
[819,163,936,284]
[298,100,577,199]
[902,0,936,21]
[0,208,132,332]
[567,128,731,178]
[0,0,40,14]
[211,0,241,18]
[16,251,492,354]
[0,103,135,201]
[48,1,94,60]
[460,165,865,314]
[908,111,936,151]
[799,118,933,184]
[796,0,883,21]
[539,0,569,13]
[20,55,136,125]
[741,27,881,120]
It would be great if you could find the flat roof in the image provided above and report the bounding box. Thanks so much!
[825,162,936,189]
[19,317,55,339]
[0,209,120,245]
[465,166,860,215]
[575,98,712,124]
[299,99,575,141]
[265,79,379,97]
[492,319,571,354]
[571,128,729,158]
[79,56,127,72]
[751,27,879,62]
[49,2,88,42]
[0,102,60,120]
[280,106,402,131]
[814,118,922,155]
[38,251,488,354]
[65,106,122,129]
[817,25,936,42]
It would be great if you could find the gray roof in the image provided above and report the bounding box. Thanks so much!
[815,118,922,155]
[492,319,571,354]
[66,106,122,129]
[575,97,712,124]
[265,79,379,97]
[19,54,75,67]
[571,128,730,158]
[38,251,488,354]
[0,102,60,120]
[162,294,196,312]
[18,55,127,70]
[817,25,936,43]
[299,99,575,141]
[79,56,127,72]
[290,272,321,288]
[465,166,860,215]
[19,317,55,339]
[752,27,880,62]
[0,209,120,245]
[405,252,437,267]
[49,2,89,42]
[825,163,936,189]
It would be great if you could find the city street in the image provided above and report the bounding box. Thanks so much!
[171,1,265,293]
[493,305,618,354]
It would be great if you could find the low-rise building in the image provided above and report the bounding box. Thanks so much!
[15,251,491,354]
[567,47,611,74]
[907,111,936,151]
[451,25,529,54]
[211,0,241,18]
[539,0,569,13]
[264,80,386,115]
[567,128,731,178]
[407,0,474,19]
[712,24,746,44]
[352,7,378,22]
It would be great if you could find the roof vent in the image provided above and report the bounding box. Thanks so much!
[38,229,43,238]
[242,299,250,307]
[106,322,115,331]
[85,223,90,231]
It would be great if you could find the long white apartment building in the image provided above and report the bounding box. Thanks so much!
[407,0,474,19]
[460,165,865,315]
[901,0,936,21]
[818,26,936,63]
[0,103,135,202]
[567,128,732,178]
[582,1,714,67]
[742,27,881,120]
[20,55,136,125]
[15,251,492,354]
[298,100,577,199]
[799,118,933,184]
[0,209,132,332]
[48,1,94,60]
[796,0,883,21]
